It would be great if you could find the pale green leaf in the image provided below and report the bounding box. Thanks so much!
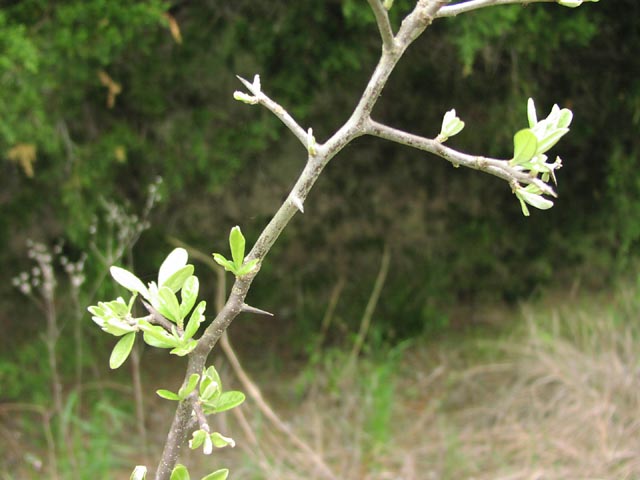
[511,129,538,165]
[210,391,245,413]
[158,248,188,286]
[229,226,245,268]
[109,332,136,369]
[210,432,235,448]
[178,373,200,400]
[110,266,149,299]
[184,301,206,340]
[200,469,229,480]
[189,429,207,450]
[179,276,199,318]
[157,286,181,324]
[162,265,194,293]
[170,464,190,480]
[130,466,147,480]
[156,389,180,401]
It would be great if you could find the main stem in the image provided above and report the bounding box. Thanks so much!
[153,2,444,478]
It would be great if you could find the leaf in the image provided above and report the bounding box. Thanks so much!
[110,266,149,299]
[179,276,199,318]
[536,128,569,155]
[210,432,235,448]
[178,373,200,400]
[200,469,229,480]
[130,466,147,480]
[109,332,136,369]
[170,339,197,357]
[235,258,259,277]
[157,286,182,324]
[213,253,236,273]
[200,365,222,396]
[139,320,180,348]
[170,464,190,480]
[511,129,538,165]
[184,301,206,340]
[189,429,207,450]
[527,98,538,128]
[158,248,188,286]
[162,265,195,293]
[229,226,245,268]
[210,391,245,413]
[156,389,180,401]
[201,382,220,402]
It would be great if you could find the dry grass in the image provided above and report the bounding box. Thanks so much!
[219,286,640,480]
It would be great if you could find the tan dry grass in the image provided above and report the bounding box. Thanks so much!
[223,288,640,480]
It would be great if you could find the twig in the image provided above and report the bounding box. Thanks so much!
[236,75,310,149]
[365,119,557,196]
[367,0,396,52]
[436,0,557,18]
[348,244,391,365]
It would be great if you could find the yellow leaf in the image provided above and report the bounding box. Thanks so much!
[7,143,37,178]
[98,70,122,109]
[114,145,127,163]
[164,13,183,44]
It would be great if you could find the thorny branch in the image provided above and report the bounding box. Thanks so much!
[153,0,579,477]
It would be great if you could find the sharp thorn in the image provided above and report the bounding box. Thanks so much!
[241,303,274,317]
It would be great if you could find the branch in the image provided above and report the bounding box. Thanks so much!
[365,119,557,196]
[367,0,396,51]
[235,75,310,149]
[436,0,556,18]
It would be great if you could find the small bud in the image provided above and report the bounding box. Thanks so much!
[438,109,465,142]
[383,0,394,10]
[307,128,317,156]
[233,91,258,105]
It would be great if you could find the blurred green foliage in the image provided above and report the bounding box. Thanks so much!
[0,0,636,345]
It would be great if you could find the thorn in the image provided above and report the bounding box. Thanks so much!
[290,194,304,213]
[241,303,274,317]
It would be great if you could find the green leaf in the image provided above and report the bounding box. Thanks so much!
[130,466,147,480]
[184,301,206,340]
[158,248,188,286]
[229,226,245,268]
[109,332,136,369]
[234,259,259,277]
[170,339,197,357]
[517,188,554,210]
[110,266,150,299]
[178,373,200,400]
[139,320,180,348]
[170,464,190,480]
[179,276,199,318]
[210,432,235,448]
[210,391,245,413]
[511,129,538,165]
[200,365,222,397]
[527,98,537,128]
[156,389,180,401]
[201,469,229,480]
[536,128,569,155]
[157,286,182,324]
[162,265,195,293]
[201,382,220,402]
[213,253,236,273]
[189,429,207,450]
